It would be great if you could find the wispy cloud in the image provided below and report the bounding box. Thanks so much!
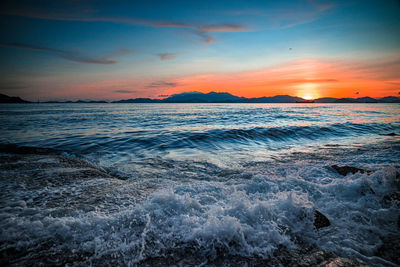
[160,57,400,98]
[226,1,334,29]
[308,0,334,11]
[13,57,399,100]
[0,42,130,64]
[199,24,248,32]
[386,81,400,86]
[114,90,136,93]
[303,78,338,83]
[147,81,178,88]
[192,31,217,44]
[0,7,248,44]
[157,53,177,61]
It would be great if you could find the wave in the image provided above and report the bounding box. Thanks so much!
[17,121,396,157]
[1,148,399,266]
[132,122,399,151]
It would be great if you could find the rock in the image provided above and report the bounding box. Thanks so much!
[314,210,330,229]
[0,144,59,155]
[398,215,400,230]
[375,235,400,265]
[395,171,400,190]
[139,246,369,267]
[331,165,370,176]
[298,251,369,267]
[382,132,397,136]
[383,192,400,205]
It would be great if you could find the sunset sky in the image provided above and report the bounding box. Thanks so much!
[0,0,399,101]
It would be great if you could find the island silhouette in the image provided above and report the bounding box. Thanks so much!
[1,92,400,104]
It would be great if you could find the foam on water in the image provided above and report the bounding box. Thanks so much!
[0,103,399,265]
[1,142,399,266]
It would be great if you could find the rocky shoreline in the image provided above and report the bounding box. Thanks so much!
[0,146,399,266]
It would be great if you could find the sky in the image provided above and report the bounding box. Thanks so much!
[0,0,399,101]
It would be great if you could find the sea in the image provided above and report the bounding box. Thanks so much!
[0,103,399,266]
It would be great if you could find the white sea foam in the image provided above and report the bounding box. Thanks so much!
[1,144,399,266]
[1,102,399,265]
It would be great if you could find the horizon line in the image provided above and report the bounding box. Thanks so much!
[2,92,399,103]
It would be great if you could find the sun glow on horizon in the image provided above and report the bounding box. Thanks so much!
[302,95,314,100]
[296,83,319,100]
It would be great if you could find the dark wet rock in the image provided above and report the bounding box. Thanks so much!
[0,152,128,214]
[331,165,371,176]
[0,148,368,267]
[0,153,112,189]
[367,186,375,195]
[0,152,142,266]
[0,144,60,155]
[381,132,397,136]
[314,210,330,229]
[139,246,368,267]
[395,171,400,190]
[1,243,94,267]
[382,170,400,206]
[383,192,400,206]
[398,215,400,229]
[375,235,400,265]
[297,251,368,267]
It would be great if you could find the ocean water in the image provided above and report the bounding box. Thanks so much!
[0,103,399,266]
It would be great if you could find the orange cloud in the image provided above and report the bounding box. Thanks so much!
[156,53,177,61]
[19,57,399,101]
[199,24,249,32]
[159,58,400,99]
[1,7,248,45]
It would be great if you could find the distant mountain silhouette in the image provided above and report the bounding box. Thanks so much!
[250,95,304,103]
[3,92,400,104]
[114,98,162,103]
[113,92,304,103]
[0,93,30,103]
[379,96,400,103]
[333,97,378,103]
[75,100,108,103]
[114,92,399,103]
[161,92,244,103]
[314,97,338,103]
[44,100,108,103]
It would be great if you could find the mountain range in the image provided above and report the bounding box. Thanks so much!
[112,92,400,103]
[0,93,30,103]
[1,92,400,103]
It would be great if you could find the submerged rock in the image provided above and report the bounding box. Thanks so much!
[382,171,400,207]
[395,171,400,189]
[398,215,400,230]
[0,144,60,155]
[383,192,400,205]
[331,165,370,176]
[382,132,397,136]
[297,251,369,267]
[139,247,369,267]
[314,210,330,229]
[375,235,400,265]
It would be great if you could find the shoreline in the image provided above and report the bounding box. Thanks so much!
[1,144,399,266]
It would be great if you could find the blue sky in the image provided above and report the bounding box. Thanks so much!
[0,0,399,100]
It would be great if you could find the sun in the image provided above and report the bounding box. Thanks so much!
[297,83,319,100]
[302,95,314,100]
